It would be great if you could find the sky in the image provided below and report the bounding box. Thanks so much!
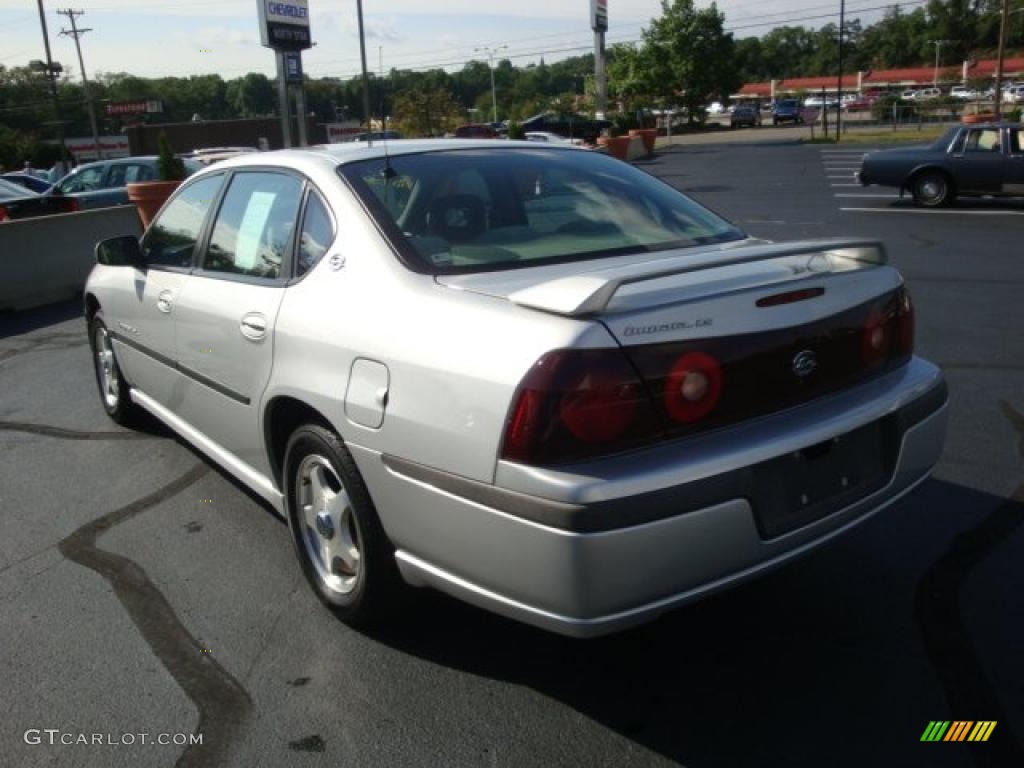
[0,0,904,81]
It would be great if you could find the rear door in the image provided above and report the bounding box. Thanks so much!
[1004,127,1024,194]
[171,170,305,470]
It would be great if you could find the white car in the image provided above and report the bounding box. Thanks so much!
[83,140,947,637]
[707,102,726,115]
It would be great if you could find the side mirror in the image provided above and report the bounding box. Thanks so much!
[95,235,143,268]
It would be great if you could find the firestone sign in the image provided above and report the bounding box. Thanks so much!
[258,0,311,51]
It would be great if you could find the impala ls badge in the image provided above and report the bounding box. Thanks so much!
[792,349,818,378]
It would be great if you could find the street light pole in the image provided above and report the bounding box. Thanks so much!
[836,0,844,142]
[356,0,373,145]
[994,0,1009,120]
[58,9,102,160]
[474,45,507,124]
[929,39,951,85]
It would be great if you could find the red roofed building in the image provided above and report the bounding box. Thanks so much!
[731,56,1024,99]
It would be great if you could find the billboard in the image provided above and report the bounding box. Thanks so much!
[258,0,312,51]
[105,100,163,116]
[591,0,608,32]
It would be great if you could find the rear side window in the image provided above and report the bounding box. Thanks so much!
[141,174,223,268]
[202,172,302,280]
[106,163,154,187]
[296,192,334,277]
[340,148,743,274]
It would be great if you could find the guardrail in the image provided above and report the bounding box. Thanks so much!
[0,206,141,312]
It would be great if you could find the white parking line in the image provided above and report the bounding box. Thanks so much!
[840,207,1024,215]
[830,183,861,187]
[828,174,857,179]
[833,193,899,198]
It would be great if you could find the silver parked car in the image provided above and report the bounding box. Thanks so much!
[84,141,947,637]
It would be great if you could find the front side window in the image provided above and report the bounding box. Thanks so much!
[965,129,1001,153]
[57,165,104,194]
[202,172,302,280]
[141,174,223,268]
[340,148,744,273]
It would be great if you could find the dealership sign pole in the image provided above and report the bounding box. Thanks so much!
[591,0,608,119]
[258,0,312,147]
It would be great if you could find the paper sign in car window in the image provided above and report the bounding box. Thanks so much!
[235,190,277,270]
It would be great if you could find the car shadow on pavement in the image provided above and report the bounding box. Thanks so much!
[366,477,1024,767]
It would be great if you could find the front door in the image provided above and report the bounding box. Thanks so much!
[172,170,304,472]
[106,174,224,407]
[951,127,1006,193]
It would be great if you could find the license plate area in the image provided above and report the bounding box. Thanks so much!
[750,416,899,539]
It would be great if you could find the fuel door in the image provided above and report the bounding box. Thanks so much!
[345,358,390,429]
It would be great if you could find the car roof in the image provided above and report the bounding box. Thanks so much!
[204,138,584,174]
[71,156,159,171]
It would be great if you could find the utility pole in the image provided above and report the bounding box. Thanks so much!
[929,39,952,86]
[994,0,1009,120]
[35,0,67,159]
[836,0,845,142]
[474,45,507,124]
[58,8,102,160]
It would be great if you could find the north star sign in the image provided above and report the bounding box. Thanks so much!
[258,0,312,51]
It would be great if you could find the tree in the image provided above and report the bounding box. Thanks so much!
[227,73,274,117]
[640,0,740,123]
[391,86,462,137]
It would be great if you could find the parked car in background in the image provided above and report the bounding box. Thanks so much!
[771,99,804,125]
[523,131,586,146]
[730,105,761,128]
[454,124,497,139]
[49,156,203,210]
[804,96,839,109]
[0,178,79,221]
[707,101,727,115]
[84,140,946,637]
[520,112,612,143]
[1003,85,1024,104]
[1,172,53,194]
[858,123,1024,206]
[842,94,879,111]
[345,131,404,143]
[182,147,259,166]
[909,87,942,101]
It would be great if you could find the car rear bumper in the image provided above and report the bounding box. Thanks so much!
[352,357,946,637]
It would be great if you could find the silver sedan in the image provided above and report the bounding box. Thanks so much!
[85,140,947,636]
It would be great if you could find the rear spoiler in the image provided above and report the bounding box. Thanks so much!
[507,238,887,317]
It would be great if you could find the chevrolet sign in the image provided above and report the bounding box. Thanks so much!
[258,0,312,51]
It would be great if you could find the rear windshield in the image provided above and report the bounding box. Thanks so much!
[338,148,744,274]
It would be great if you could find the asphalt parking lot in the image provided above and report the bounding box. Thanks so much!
[2,142,1022,768]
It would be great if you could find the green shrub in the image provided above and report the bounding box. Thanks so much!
[157,133,186,181]
[507,120,525,140]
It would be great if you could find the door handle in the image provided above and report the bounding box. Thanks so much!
[156,289,174,314]
[240,312,267,341]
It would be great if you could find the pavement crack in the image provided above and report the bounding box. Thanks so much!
[0,421,153,441]
[912,400,1024,766]
[59,464,253,768]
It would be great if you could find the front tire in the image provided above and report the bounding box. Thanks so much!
[911,171,954,207]
[89,312,138,426]
[283,424,402,626]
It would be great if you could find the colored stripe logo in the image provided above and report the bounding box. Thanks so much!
[921,721,997,742]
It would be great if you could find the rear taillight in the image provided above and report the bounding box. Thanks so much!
[897,288,915,356]
[501,348,661,465]
[66,198,80,213]
[862,286,914,366]
[663,351,723,423]
[0,205,9,222]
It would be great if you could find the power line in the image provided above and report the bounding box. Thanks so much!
[58,8,102,158]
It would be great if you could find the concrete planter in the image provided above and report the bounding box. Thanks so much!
[597,136,631,160]
[127,180,182,229]
[629,128,657,155]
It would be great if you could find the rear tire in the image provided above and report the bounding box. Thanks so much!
[283,424,403,627]
[88,312,139,426]
[911,171,954,207]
